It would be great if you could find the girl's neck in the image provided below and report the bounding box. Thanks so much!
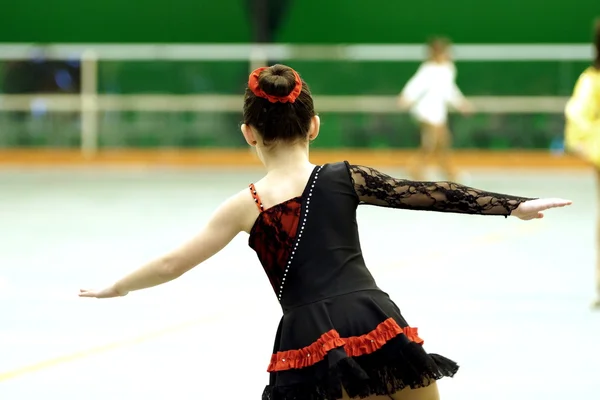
[261,143,313,174]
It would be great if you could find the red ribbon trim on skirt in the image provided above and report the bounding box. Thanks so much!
[267,317,424,372]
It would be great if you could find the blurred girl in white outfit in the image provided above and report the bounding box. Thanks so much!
[398,38,473,181]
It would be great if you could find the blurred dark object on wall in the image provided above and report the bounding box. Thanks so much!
[1,49,82,147]
[2,50,81,94]
[246,0,293,43]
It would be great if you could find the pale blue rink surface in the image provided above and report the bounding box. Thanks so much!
[1,166,598,399]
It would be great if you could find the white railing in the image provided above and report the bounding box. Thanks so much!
[0,43,591,155]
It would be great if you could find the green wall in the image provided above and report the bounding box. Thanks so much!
[0,0,250,43]
[0,0,598,43]
[91,60,587,96]
[0,1,596,151]
[280,0,600,44]
[0,111,565,150]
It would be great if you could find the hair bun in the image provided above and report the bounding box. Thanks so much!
[258,64,297,98]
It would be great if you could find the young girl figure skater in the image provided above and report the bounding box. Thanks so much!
[398,37,473,182]
[564,18,600,309]
[81,64,571,400]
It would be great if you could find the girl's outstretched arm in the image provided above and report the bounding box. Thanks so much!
[79,190,253,298]
[346,163,571,219]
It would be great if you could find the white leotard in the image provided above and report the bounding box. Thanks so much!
[401,61,464,125]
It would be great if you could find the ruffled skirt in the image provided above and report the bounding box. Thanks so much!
[262,289,458,400]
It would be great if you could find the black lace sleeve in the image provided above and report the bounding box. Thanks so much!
[346,164,534,217]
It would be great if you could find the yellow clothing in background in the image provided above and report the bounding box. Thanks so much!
[565,67,600,166]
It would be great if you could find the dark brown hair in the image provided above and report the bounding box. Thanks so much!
[427,36,450,52]
[594,18,600,69]
[243,64,316,146]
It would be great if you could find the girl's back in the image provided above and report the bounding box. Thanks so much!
[250,162,377,308]
[79,63,572,400]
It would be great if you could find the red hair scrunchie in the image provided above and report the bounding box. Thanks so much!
[248,67,303,104]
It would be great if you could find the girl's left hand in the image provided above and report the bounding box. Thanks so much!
[79,285,127,299]
[397,96,412,110]
[512,198,572,220]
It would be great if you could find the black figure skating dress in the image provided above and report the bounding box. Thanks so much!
[249,162,531,400]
